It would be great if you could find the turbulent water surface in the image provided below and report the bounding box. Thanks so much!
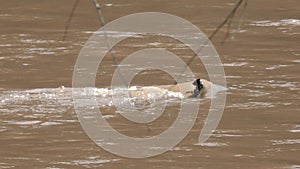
[0,0,299,169]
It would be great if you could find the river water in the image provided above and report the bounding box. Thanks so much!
[0,0,299,168]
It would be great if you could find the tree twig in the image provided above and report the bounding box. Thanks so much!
[208,0,245,40]
[90,0,129,86]
[63,0,80,41]
[174,0,247,84]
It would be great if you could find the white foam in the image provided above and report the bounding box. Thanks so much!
[272,139,300,145]
[223,62,248,67]
[250,19,300,27]
[229,102,274,109]
[293,59,300,63]
[81,30,143,38]
[0,14,13,17]
[290,165,300,169]
[105,3,113,7]
[54,159,119,165]
[40,122,62,126]
[205,83,227,99]
[194,142,228,147]
[172,147,193,151]
[213,134,243,138]
[13,121,41,125]
[289,130,300,133]
[266,65,289,70]
[103,115,115,119]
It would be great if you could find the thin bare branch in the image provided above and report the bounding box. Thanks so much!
[63,0,80,41]
[208,0,245,40]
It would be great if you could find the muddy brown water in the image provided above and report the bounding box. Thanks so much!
[0,0,299,168]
